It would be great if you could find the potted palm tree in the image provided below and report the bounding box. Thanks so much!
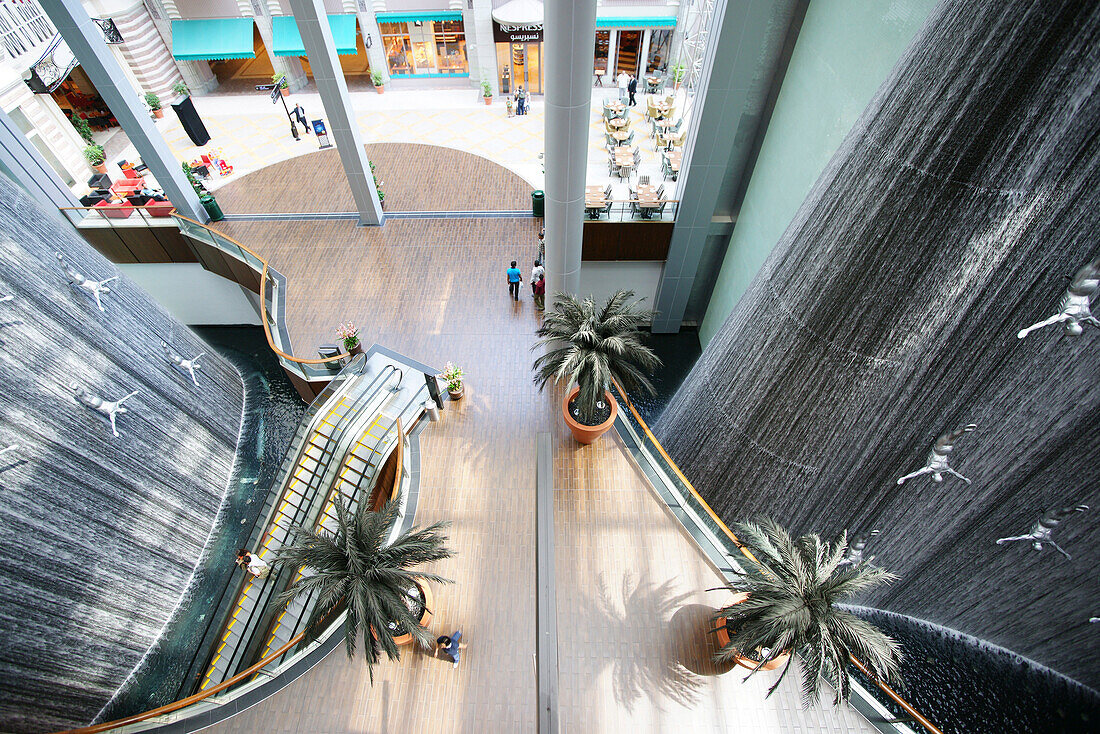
[711,517,903,706]
[276,497,452,676]
[533,290,661,444]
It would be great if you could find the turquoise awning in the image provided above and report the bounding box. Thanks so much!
[596,17,677,28]
[171,18,255,60]
[272,14,358,56]
[375,11,463,24]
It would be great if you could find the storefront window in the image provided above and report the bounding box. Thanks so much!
[646,29,672,74]
[434,20,468,74]
[594,30,609,76]
[381,22,413,75]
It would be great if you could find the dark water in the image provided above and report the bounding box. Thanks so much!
[630,329,702,426]
[98,328,304,722]
[848,608,1100,734]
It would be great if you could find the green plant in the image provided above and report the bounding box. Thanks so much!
[532,290,661,424]
[440,362,464,392]
[369,160,384,203]
[481,78,492,97]
[273,72,288,89]
[671,62,687,86]
[714,517,903,706]
[276,496,452,679]
[172,81,190,96]
[370,70,384,87]
[71,115,93,144]
[335,321,359,351]
[181,161,203,195]
[83,144,105,166]
[144,92,161,110]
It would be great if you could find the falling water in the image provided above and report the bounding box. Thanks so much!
[0,178,245,732]
[657,0,1100,692]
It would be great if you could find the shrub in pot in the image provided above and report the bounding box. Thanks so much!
[371,70,385,94]
[712,517,903,705]
[172,81,190,97]
[84,144,107,173]
[533,290,661,444]
[144,92,163,118]
[277,497,453,673]
[273,73,289,96]
[481,78,493,105]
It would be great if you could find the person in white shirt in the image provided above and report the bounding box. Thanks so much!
[616,71,630,103]
[236,548,270,578]
[530,259,545,298]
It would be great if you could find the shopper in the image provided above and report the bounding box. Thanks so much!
[517,86,528,115]
[236,548,270,578]
[530,259,544,296]
[506,261,523,301]
[293,103,310,133]
[627,74,638,106]
[533,274,546,311]
[436,631,467,669]
[616,71,630,103]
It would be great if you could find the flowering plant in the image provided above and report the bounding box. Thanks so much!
[440,362,464,392]
[335,321,359,351]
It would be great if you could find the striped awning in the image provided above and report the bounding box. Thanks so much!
[272,14,358,57]
[171,18,255,60]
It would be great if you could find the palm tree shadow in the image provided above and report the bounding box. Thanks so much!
[669,603,738,677]
[588,571,705,711]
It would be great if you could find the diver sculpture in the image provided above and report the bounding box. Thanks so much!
[57,252,118,313]
[162,342,205,387]
[0,444,17,458]
[1017,256,1100,339]
[896,424,977,485]
[996,505,1089,560]
[71,383,138,437]
[838,529,880,567]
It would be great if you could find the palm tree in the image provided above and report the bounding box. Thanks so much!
[275,495,452,680]
[532,290,662,423]
[714,517,902,706]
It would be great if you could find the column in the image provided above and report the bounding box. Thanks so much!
[467,0,499,96]
[40,0,208,223]
[544,0,597,299]
[0,107,80,211]
[286,0,383,225]
[145,0,218,93]
[605,28,617,77]
[351,3,390,85]
[255,1,308,93]
[651,0,774,332]
[638,28,651,75]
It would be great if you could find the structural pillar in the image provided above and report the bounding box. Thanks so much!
[254,1,308,93]
[40,0,208,223]
[638,28,651,75]
[467,0,499,97]
[0,107,80,212]
[144,0,218,93]
[353,4,391,85]
[544,0,597,300]
[286,0,383,225]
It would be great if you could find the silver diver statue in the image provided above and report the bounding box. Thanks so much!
[162,342,205,387]
[996,505,1088,560]
[838,529,881,567]
[1018,255,1100,339]
[57,252,119,313]
[897,424,977,485]
[71,383,138,437]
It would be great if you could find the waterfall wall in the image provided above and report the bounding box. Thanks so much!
[657,0,1100,689]
[0,178,245,732]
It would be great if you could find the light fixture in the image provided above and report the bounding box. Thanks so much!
[365,33,372,49]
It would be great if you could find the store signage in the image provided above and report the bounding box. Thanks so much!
[493,22,543,43]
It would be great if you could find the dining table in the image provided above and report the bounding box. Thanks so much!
[664,150,682,173]
[645,76,661,93]
[633,184,663,218]
[612,148,636,178]
[611,129,631,144]
[607,116,628,130]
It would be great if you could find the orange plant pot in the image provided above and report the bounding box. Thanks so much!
[713,592,790,672]
[153,108,164,118]
[483,96,492,105]
[391,582,433,646]
[562,385,617,445]
[376,85,385,94]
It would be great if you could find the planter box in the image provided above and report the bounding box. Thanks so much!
[94,201,134,219]
[143,201,174,218]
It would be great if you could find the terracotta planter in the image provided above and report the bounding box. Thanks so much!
[391,581,433,646]
[483,95,492,105]
[280,87,289,97]
[152,108,164,118]
[713,592,791,672]
[562,385,617,444]
[93,163,107,174]
[375,85,385,94]
[448,385,463,400]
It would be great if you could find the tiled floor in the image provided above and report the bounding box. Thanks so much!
[196,169,877,730]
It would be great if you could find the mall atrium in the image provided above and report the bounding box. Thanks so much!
[0,1,1097,733]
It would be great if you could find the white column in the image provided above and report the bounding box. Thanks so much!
[638,28,651,75]
[255,0,308,93]
[40,0,208,222]
[351,5,390,85]
[605,27,617,76]
[286,0,383,225]
[467,0,499,96]
[144,0,218,93]
[0,106,80,210]
[544,0,597,299]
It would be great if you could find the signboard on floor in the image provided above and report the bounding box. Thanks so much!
[312,120,332,149]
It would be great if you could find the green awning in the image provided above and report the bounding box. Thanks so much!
[376,11,463,24]
[272,14,358,56]
[596,17,677,28]
[171,18,255,60]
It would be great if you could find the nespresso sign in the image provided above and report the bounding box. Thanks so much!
[493,22,543,43]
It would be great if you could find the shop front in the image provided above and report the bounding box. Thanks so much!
[377,11,468,78]
[492,0,543,95]
[594,17,676,82]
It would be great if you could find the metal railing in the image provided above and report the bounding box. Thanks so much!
[607,377,943,734]
[584,198,680,222]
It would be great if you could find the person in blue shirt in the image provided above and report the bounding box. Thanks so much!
[506,261,523,301]
[436,630,466,669]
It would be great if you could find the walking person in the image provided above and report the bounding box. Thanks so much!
[292,103,310,134]
[627,74,638,106]
[435,631,467,669]
[530,259,544,298]
[533,273,545,311]
[506,260,523,301]
[235,548,270,578]
[518,86,528,115]
[616,70,630,103]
